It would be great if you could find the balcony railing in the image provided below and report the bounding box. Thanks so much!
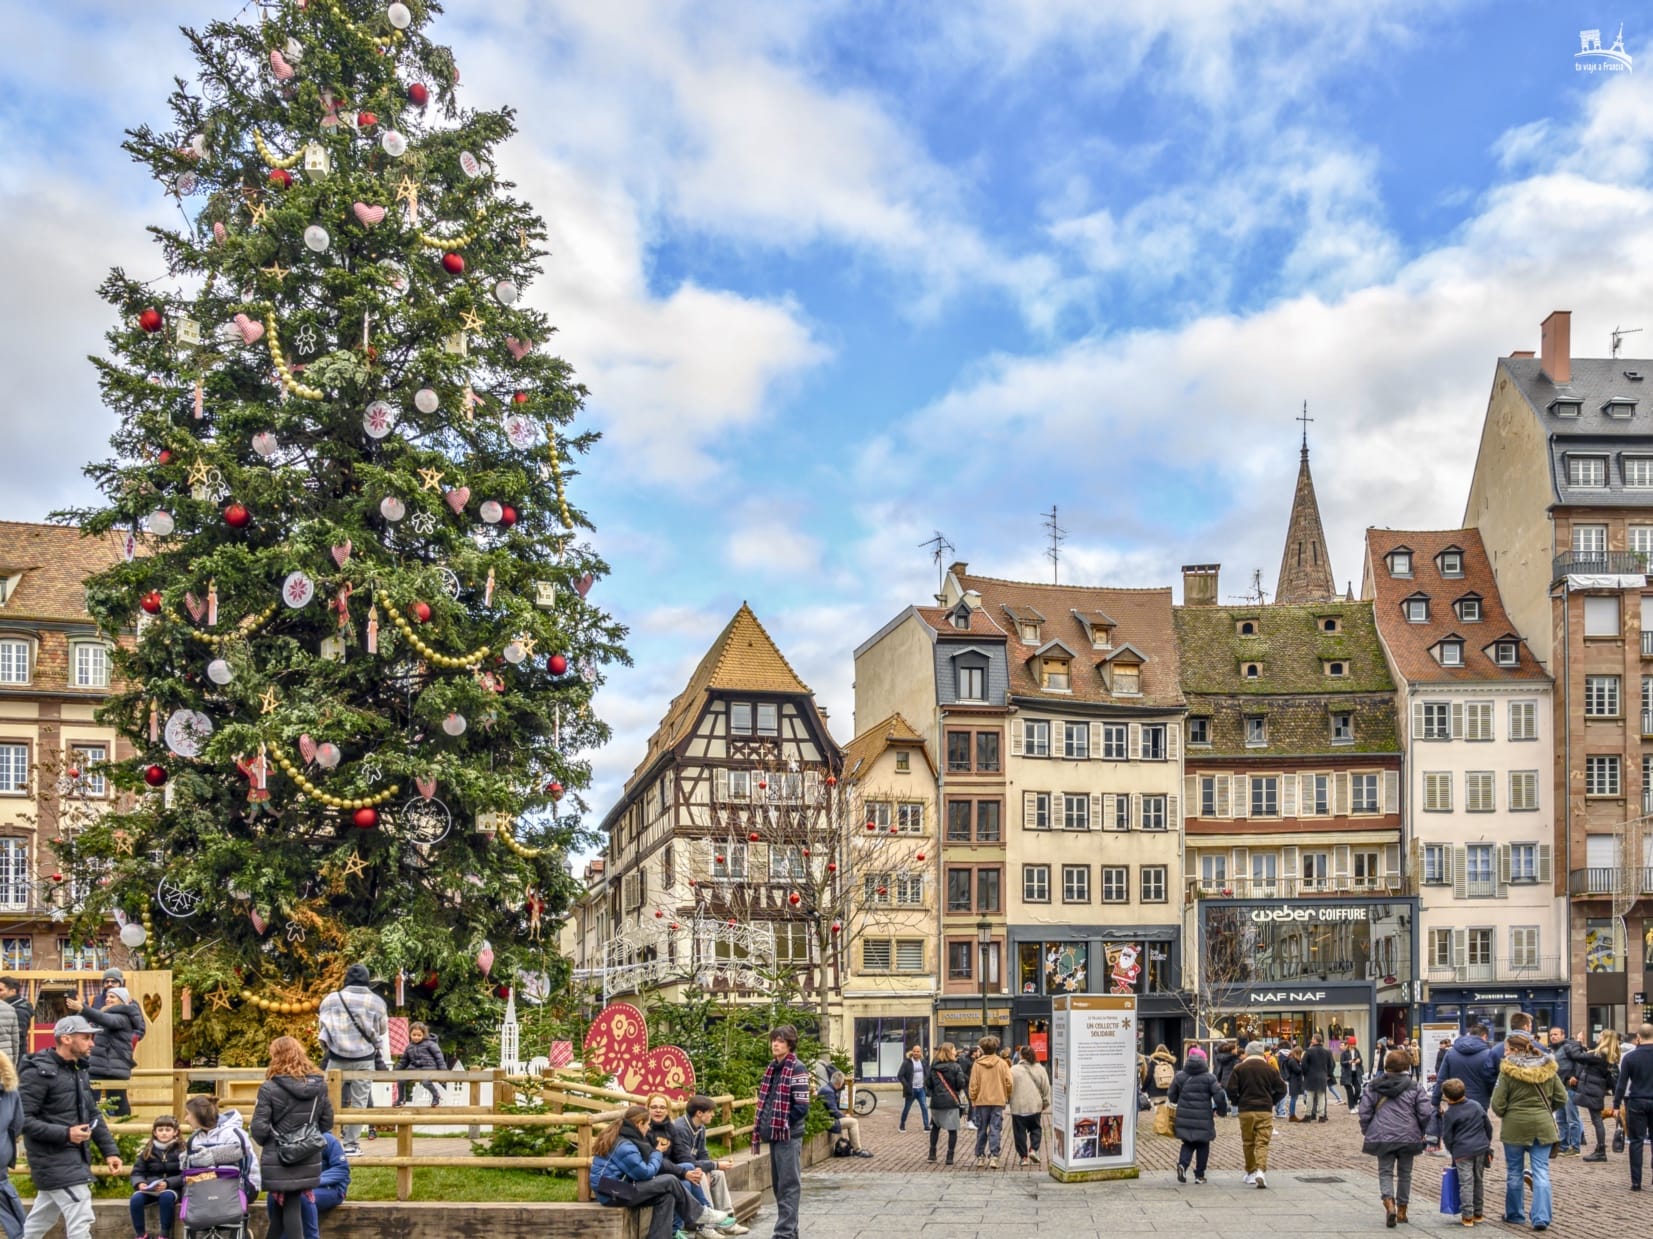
[1643,631,1653,658]
[1189,875,1403,900]
[1569,866,1653,896]
[1553,550,1652,581]
[1427,955,1565,985]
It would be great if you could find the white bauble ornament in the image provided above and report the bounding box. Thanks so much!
[206,658,234,685]
[387,2,412,29]
[493,279,518,306]
[459,151,483,178]
[148,510,176,536]
[381,130,407,157]
[414,387,440,414]
[251,431,278,458]
[502,640,526,665]
[175,172,198,196]
[119,923,148,948]
[363,400,396,439]
[479,500,503,524]
[504,414,539,450]
[380,496,406,521]
[303,224,331,252]
[187,134,207,159]
[164,709,213,758]
[442,712,468,736]
[316,742,342,769]
[282,571,316,608]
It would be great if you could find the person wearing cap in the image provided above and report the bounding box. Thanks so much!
[316,964,387,1155]
[18,1016,121,1239]
[64,987,141,1119]
[1229,1040,1287,1189]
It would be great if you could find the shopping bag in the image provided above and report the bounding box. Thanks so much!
[1439,1165,1461,1216]
[1614,1121,1626,1154]
[1152,1102,1176,1137]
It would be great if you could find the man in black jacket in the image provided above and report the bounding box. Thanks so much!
[1614,1023,1653,1191]
[1302,1034,1336,1123]
[669,1096,748,1232]
[0,979,29,1055]
[19,1016,122,1239]
[1546,1025,1587,1154]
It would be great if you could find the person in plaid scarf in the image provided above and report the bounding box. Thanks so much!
[752,1026,811,1239]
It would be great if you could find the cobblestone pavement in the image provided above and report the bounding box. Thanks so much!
[778,1086,1647,1238]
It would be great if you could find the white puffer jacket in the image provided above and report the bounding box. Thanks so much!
[185,1109,262,1191]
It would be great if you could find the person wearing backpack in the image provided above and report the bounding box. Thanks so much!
[1169,1046,1228,1185]
[1358,1049,1433,1228]
[250,1037,334,1239]
[926,1043,968,1165]
[1146,1045,1177,1099]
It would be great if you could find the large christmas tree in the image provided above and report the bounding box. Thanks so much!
[61,0,625,1062]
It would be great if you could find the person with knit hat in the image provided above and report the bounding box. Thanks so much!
[1168,1045,1229,1185]
[1229,1040,1286,1188]
[64,986,142,1118]
[316,965,387,1155]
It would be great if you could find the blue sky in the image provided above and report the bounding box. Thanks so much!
[3,2,1652,835]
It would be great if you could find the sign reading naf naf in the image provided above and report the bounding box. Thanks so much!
[1048,994,1138,1181]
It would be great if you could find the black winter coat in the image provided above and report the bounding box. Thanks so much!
[1168,1060,1228,1143]
[5,998,31,1051]
[396,1037,445,1073]
[896,1055,927,1098]
[926,1061,968,1110]
[1213,1049,1238,1092]
[17,1050,118,1189]
[82,1001,140,1081]
[1340,1047,1365,1086]
[1280,1053,1305,1096]
[130,1141,185,1193]
[249,1073,334,1192]
[1302,1045,1336,1090]
[1572,1051,1614,1112]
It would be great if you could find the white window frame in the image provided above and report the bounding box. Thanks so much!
[1585,675,1621,718]
[1438,641,1464,666]
[1245,716,1267,746]
[1062,793,1089,831]
[71,641,110,688]
[1141,795,1168,831]
[1465,844,1495,897]
[1249,775,1278,817]
[1100,866,1128,903]
[957,665,986,701]
[896,802,924,834]
[1062,721,1089,760]
[1404,598,1428,623]
[729,702,752,735]
[0,745,26,795]
[1101,724,1127,760]
[1573,524,1607,555]
[1061,865,1090,904]
[1141,724,1166,760]
[1494,642,1518,666]
[1456,597,1482,622]
[1567,455,1607,487]
[709,842,748,880]
[1508,702,1537,741]
[1200,854,1227,887]
[1627,458,1653,489]
[1350,772,1380,814]
[1024,720,1050,758]
[1023,864,1050,903]
[755,703,779,736]
[0,640,29,685]
[1586,754,1621,797]
[70,744,107,798]
[0,840,26,909]
[1141,865,1167,903]
[1439,550,1464,576]
[1463,702,1493,741]
[1510,844,1538,883]
[1422,843,1447,885]
[1389,551,1412,577]
[1331,712,1353,743]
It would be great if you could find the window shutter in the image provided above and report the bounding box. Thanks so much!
[1282,845,1299,883]
[1090,792,1104,830]
[1167,794,1179,828]
[1298,773,1314,815]
[1333,772,1350,816]
[1411,700,1425,738]
[1215,776,1231,818]
[1232,775,1248,818]
[1281,774,1298,817]
[1128,724,1142,761]
[1168,721,1181,759]
[1384,843,1400,885]
[714,768,729,802]
[1184,774,1198,814]
[1104,795,1118,831]
[1131,793,1142,831]
[1451,702,1465,738]
[1496,844,1510,897]
[1011,719,1024,757]
[1231,847,1249,879]
[1537,844,1553,883]
[1089,721,1103,759]
[1023,791,1039,831]
[1452,846,1468,899]
[1451,929,1467,969]
[1383,770,1400,815]
[1333,844,1351,881]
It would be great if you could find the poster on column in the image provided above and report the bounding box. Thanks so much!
[1419,1022,1460,1091]
[1048,994,1137,1172]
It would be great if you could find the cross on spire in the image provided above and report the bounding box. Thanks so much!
[1297,401,1314,455]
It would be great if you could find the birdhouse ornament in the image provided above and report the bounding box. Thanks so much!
[303,141,331,175]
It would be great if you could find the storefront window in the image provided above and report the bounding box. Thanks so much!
[853,1016,928,1082]
[1201,902,1414,987]
[1585,919,1621,972]
[1101,942,1145,994]
[1016,941,1088,993]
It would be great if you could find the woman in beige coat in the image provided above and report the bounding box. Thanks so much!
[1008,1046,1052,1167]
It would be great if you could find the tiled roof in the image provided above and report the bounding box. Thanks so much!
[955,573,1184,707]
[914,605,1008,640]
[1174,600,1394,696]
[627,603,815,791]
[1362,528,1548,684]
[842,712,930,780]
[1499,356,1653,507]
[1185,693,1401,757]
[0,521,128,622]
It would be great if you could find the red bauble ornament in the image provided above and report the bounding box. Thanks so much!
[888,823,900,834]
[441,252,465,274]
[758,780,768,791]
[412,601,432,623]
[512,391,529,405]
[352,807,379,828]
[788,892,801,906]
[223,503,251,528]
[140,591,163,614]
[66,767,80,781]
[546,780,564,801]
[419,971,439,990]
[494,983,511,999]
[655,909,664,919]
[268,168,292,189]
[916,852,926,862]
[827,862,837,873]
[825,775,837,787]
[831,921,841,934]
[547,653,569,676]
[876,886,888,896]
[500,505,518,527]
[669,922,680,931]
[408,82,430,107]
[138,308,164,333]
[715,854,725,864]
[865,821,877,832]
[801,848,810,857]
[748,831,760,842]
[727,918,737,927]
[50,873,63,883]
[143,764,168,787]
[157,449,173,465]
[357,111,378,128]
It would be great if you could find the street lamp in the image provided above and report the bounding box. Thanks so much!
[977,917,992,1039]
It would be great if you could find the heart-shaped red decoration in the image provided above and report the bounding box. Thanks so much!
[298,734,318,763]
[353,202,387,227]
[444,486,471,513]
[575,573,595,599]
[505,337,533,361]
[331,541,352,568]
[415,776,437,800]
[580,1003,698,1100]
[625,1046,696,1100]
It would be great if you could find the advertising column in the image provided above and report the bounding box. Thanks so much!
[1048,994,1139,1182]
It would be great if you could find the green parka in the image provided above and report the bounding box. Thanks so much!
[1489,1043,1567,1147]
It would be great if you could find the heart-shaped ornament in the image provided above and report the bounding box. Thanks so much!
[625,1045,697,1101]
[212,221,227,244]
[184,592,206,623]
[505,337,533,361]
[582,1002,650,1077]
[233,313,265,345]
[141,992,163,1022]
[270,49,295,80]
[330,540,352,568]
[298,734,318,763]
[415,776,437,801]
[575,572,595,599]
[352,202,387,227]
[444,486,471,513]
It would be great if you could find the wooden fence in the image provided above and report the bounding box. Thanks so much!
[62,1069,757,1202]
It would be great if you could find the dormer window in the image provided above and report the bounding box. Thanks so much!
[1320,616,1342,634]
[1550,398,1581,417]
[1387,550,1413,578]
[1324,660,1347,678]
[1494,641,1519,666]
[1603,397,1637,419]
[1089,623,1113,649]
[1455,595,1482,623]
[1237,618,1259,636]
[1242,662,1262,679]
[1111,665,1140,696]
[1624,456,1653,489]
[1245,715,1267,745]
[1019,622,1040,643]
[1437,548,1464,577]
[1041,657,1071,692]
[1437,639,1464,667]
[0,574,19,606]
[1404,596,1429,623]
[950,604,971,630]
[1566,455,1607,488]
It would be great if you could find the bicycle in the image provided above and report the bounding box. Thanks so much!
[852,1085,877,1116]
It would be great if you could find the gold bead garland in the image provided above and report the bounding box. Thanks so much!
[416,211,486,251]
[252,130,302,170]
[238,988,322,1015]
[271,742,400,809]
[262,306,326,400]
[169,603,280,646]
[496,820,543,858]
[546,438,573,529]
[315,0,404,49]
[384,602,491,668]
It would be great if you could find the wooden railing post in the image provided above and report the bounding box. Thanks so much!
[396,1120,414,1202]
[494,1067,515,1108]
[325,1068,343,1124]
[576,1119,593,1202]
[172,1070,188,1122]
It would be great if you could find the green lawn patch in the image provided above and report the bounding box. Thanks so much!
[17,1166,579,1204]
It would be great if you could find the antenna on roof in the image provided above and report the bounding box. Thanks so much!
[1612,326,1643,358]
[1041,505,1066,584]
[919,531,955,601]
[1243,569,1268,605]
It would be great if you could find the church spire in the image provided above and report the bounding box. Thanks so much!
[1274,407,1337,604]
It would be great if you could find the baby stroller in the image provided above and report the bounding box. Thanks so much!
[180,1134,254,1239]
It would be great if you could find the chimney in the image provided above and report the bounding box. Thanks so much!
[962,590,983,611]
[947,561,968,581]
[1509,350,1534,359]
[1540,310,1571,384]
[1182,564,1220,606]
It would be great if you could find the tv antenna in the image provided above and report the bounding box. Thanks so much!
[1225,569,1268,606]
[1041,506,1066,584]
[1612,326,1642,358]
[919,531,955,600]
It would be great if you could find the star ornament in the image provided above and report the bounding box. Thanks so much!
[341,852,368,879]
[208,987,233,1011]
[393,176,419,205]
[458,309,485,335]
[248,201,269,228]
[187,459,212,486]
[418,466,445,492]
[111,829,135,856]
[259,687,279,715]
[261,261,289,282]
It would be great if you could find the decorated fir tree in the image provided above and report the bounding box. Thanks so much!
[59,0,625,1062]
